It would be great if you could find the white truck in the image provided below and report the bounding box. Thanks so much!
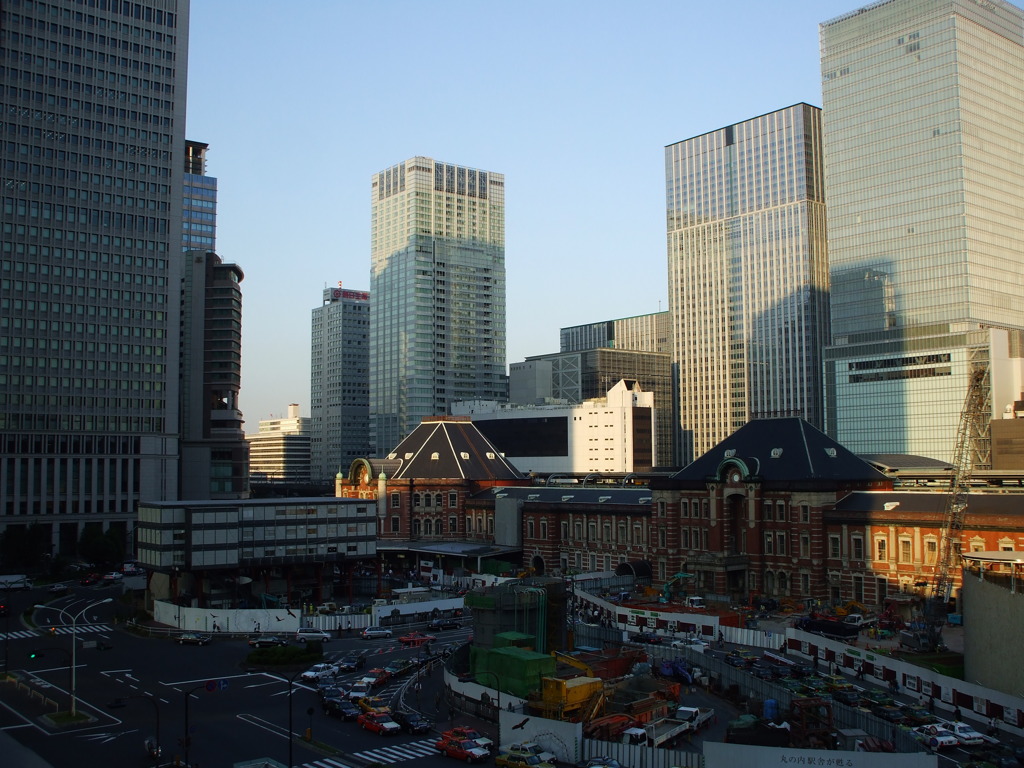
[841,613,877,629]
[676,705,715,732]
[0,574,33,590]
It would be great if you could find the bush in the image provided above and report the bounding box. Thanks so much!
[248,644,321,666]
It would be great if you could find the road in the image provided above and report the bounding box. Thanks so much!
[0,583,473,768]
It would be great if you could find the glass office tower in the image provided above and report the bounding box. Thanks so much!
[666,104,830,463]
[0,1,189,557]
[311,284,370,481]
[369,157,507,455]
[821,0,1024,462]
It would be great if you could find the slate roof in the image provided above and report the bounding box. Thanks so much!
[859,454,953,472]
[659,417,888,489]
[831,490,1024,519]
[381,417,526,481]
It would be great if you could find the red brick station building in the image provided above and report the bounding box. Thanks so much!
[336,416,1024,610]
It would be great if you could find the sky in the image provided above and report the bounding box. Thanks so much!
[185,0,858,427]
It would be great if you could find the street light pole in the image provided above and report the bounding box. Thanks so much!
[475,670,502,717]
[275,669,304,768]
[182,682,207,768]
[35,596,112,717]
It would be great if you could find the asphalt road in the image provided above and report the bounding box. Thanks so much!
[0,583,473,768]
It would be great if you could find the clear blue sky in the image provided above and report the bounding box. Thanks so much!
[185,0,857,427]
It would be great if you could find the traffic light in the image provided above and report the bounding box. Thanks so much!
[27,650,40,660]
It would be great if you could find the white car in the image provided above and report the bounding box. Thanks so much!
[300,663,338,682]
[911,725,959,750]
[942,720,985,746]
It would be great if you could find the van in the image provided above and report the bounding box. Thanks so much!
[295,628,330,643]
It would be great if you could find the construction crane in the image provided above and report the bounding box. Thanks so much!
[925,364,991,642]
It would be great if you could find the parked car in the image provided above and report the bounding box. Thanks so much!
[79,573,100,586]
[392,709,432,734]
[632,631,662,644]
[497,753,556,768]
[437,738,489,763]
[872,705,908,725]
[355,695,389,713]
[502,742,556,764]
[429,617,461,631]
[177,633,212,646]
[324,697,361,720]
[300,663,338,682]
[899,705,939,727]
[831,688,863,706]
[363,668,392,687]
[724,649,757,668]
[400,631,436,647]
[358,711,401,735]
[942,720,985,746]
[102,572,123,582]
[362,626,393,639]
[337,652,367,671]
[295,628,330,643]
[911,724,959,750]
[345,681,373,700]
[445,727,494,752]
[248,635,289,648]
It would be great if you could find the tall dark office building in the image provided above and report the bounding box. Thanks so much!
[311,284,370,482]
[370,157,507,455]
[0,0,190,560]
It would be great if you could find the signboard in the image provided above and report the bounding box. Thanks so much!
[705,742,937,768]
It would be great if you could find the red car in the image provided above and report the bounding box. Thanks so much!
[399,631,436,647]
[364,668,391,687]
[436,738,490,763]
[358,711,401,735]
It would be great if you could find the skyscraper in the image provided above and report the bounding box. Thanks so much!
[666,104,830,463]
[311,284,370,480]
[370,157,507,455]
[821,0,1024,462]
[0,1,189,559]
[183,140,216,252]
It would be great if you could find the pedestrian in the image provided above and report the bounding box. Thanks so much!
[346,621,352,635]
[928,696,935,713]
[988,717,998,737]
[953,706,962,722]
[813,656,819,671]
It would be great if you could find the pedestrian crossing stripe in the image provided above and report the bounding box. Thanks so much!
[300,759,352,768]
[351,738,439,763]
[0,624,110,641]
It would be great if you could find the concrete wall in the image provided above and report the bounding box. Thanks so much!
[963,571,1024,696]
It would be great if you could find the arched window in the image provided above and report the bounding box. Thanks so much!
[413,493,421,507]
[434,493,443,507]
[424,519,433,535]
[412,519,421,536]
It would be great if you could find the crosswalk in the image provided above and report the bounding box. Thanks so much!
[297,759,353,768]
[0,623,110,641]
[349,738,439,764]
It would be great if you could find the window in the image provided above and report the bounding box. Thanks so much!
[899,538,912,563]
[424,519,433,535]
[876,538,887,561]
[561,522,569,540]
[448,492,457,508]
[574,522,582,540]
[799,534,810,558]
[829,535,840,559]
[801,573,810,594]
[764,533,774,554]
[852,536,864,560]
[390,516,400,533]
[776,532,787,556]
[800,504,810,524]
[853,575,864,603]
[413,493,422,507]
[390,493,400,508]
[659,528,666,547]
[448,516,457,534]
[488,518,494,535]
[412,519,421,535]
[776,501,786,521]
[702,499,709,518]
[924,539,937,565]
[657,501,666,516]
[681,529,691,548]
[540,521,548,539]
[681,500,689,518]
[588,523,596,541]
[527,520,535,539]
[434,493,443,507]
[603,523,611,542]
[762,502,772,521]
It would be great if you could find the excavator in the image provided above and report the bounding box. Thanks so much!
[660,572,696,604]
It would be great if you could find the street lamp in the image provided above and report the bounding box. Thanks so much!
[274,669,305,768]
[475,670,502,718]
[181,682,208,768]
[35,596,112,717]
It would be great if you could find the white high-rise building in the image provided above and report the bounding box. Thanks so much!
[369,157,507,455]
[820,0,1024,462]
